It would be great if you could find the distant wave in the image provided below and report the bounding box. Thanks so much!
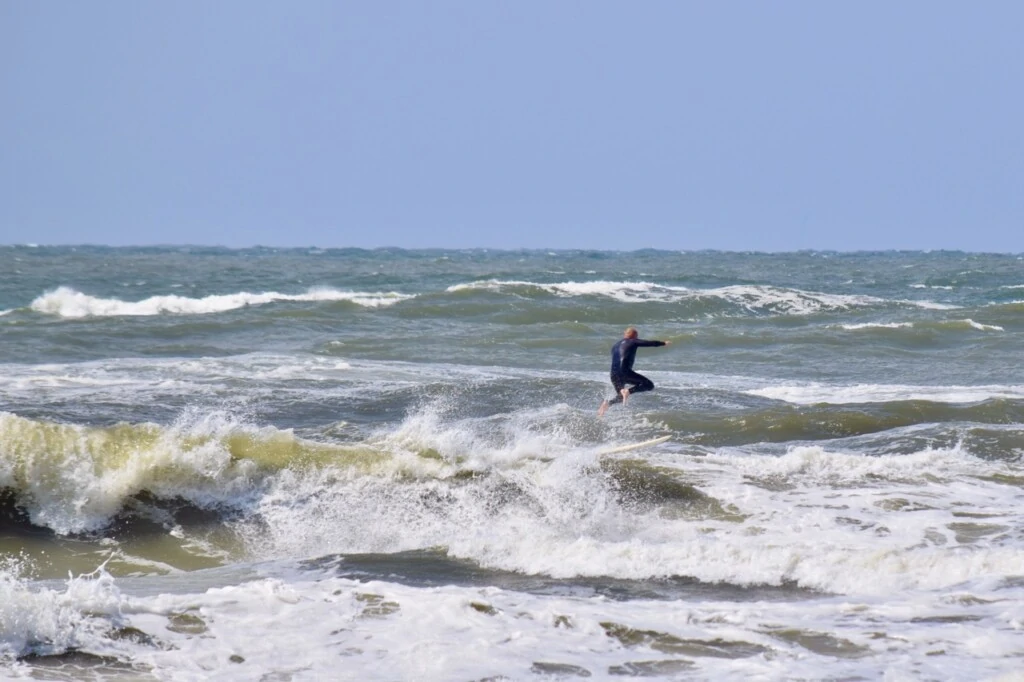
[446,279,690,303]
[29,286,414,318]
[935,318,1003,332]
[840,319,1003,332]
[446,279,953,315]
[710,284,890,315]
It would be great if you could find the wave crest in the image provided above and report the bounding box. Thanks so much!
[445,280,944,315]
[29,286,414,318]
[0,411,387,534]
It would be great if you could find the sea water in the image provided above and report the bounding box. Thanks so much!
[1,246,1022,680]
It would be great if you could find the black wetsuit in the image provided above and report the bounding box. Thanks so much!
[607,337,665,404]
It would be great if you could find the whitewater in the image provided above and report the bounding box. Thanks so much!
[1,246,1022,680]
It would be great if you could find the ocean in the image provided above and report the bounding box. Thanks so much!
[1,246,1022,681]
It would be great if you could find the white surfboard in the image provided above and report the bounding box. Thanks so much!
[598,434,671,455]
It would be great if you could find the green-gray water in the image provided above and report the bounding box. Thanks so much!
[2,247,1022,680]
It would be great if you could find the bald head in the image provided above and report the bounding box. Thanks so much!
[624,327,638,339]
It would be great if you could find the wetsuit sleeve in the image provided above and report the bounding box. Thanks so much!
[634,339,666,347]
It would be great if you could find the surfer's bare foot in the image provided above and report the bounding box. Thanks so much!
[620,388,630,404]
[597,400,609,417]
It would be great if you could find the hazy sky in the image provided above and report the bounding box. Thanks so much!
[2,2,1022,251]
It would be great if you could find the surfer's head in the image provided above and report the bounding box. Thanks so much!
[624,327,638,339]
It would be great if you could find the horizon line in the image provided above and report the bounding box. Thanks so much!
[3,243,1022,256]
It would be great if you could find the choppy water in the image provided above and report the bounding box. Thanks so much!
[1,246,1023,680]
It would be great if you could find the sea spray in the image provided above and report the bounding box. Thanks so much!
[0,563,128,660]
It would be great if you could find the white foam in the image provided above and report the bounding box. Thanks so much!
[709,443,981,485]
[4,421,1024,680]
[221,397,1024,601]
[0,355,564,412]
[30,286,414,318]
[908,299,961,310]
[840,319,1004,332]
[747,382,1024,404]
[665,443,1024,594]
[375,399,580,467]
[840,322,915,330]
[8,558,1023,681]
[961,318,1005,332]
[0,565,129,660]
[125,575,1020,679]
[708,285,888,314]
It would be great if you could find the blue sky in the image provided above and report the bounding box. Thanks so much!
[2,2,1021,251]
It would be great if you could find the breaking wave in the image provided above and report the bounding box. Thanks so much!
[29,286,414,318]
[446,280,952,315]
[0,410,392,534]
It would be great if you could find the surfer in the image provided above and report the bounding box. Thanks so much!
[598,327,669,417]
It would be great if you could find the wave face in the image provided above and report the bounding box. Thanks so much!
[2,247,1024,680]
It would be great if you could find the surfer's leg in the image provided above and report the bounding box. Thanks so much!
[624,371,654,396]
[606,392,626,407]
[601,373,627,411]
